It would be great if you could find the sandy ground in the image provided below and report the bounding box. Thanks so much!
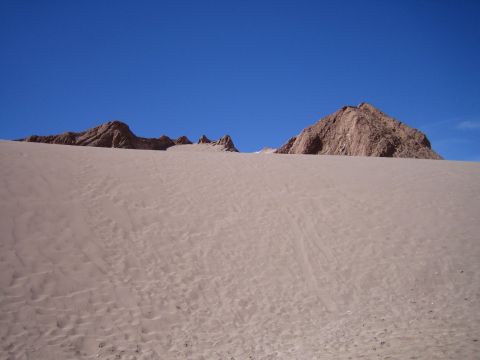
[166,144,232,152]
[1,140,479,360]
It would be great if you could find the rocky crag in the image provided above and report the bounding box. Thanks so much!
[276,103,442,159]
[197,134,238,152]
[21,121,238,152]
[19,103,441,158]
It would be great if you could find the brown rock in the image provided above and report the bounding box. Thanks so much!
[276,103,442,159]
[214,135,238,152]
[175,136,193,145]
[21,121,176,151]
[195,135,238,152]
[20,122,239,152]
[198,135,212,144]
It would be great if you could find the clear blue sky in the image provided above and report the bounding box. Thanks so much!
[1,0,479,160]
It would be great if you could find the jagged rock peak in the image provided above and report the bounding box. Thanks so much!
[175,136,192,145]
[198,135,212,144]
[215,135,238,152]
[275,103,442,159]
[194,134,238,152]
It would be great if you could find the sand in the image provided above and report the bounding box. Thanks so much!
[1,140,479,360]
[166,144,233,152]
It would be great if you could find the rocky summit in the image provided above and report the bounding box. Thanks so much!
[276,103,442,159]
[174,136,193,145]
[213,135,238,152]
[197,135,212,144]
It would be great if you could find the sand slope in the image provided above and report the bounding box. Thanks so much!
[166,144,234,152]
[1,141,479,359]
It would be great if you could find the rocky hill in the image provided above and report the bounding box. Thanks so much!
[276,103,442,159]
[197,134,238,152]
[19,104,441,158]
[20,121,238,152]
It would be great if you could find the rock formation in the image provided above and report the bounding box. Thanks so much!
[215,135,238,152]
[175,136,193,145]
[19,104,440,158]
[20,121,239,152]
[198,135,212,144]
[276,103,442,159]
[195,134,238,152]
[22,121,176,150]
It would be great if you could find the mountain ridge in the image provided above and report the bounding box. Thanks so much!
[20,121,239,152]
[19,103,441,159]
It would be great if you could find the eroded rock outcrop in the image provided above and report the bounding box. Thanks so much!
[198,135,212,144]
[21,121,239,152]
[215,135,238,152]
[175,136,193,145]
[22,121,176,150]
[276,103,442,159]
[195,134,238,152]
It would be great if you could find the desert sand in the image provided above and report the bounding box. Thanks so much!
[1,140,479,359]
[166,144,234,152]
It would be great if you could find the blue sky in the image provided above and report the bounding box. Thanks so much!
[1,0,479,160]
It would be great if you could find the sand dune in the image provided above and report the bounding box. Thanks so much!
[166,144,234,152]
[1,141,479,359]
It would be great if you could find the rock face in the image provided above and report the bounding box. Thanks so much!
[215,135,238,152]
[20,122,239,152]
[196,135,238,152]
[22,121,176,150]
[198,135,212,144]
[20,121,238,152]
[175,136,193,145]
[276,103,442,159]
